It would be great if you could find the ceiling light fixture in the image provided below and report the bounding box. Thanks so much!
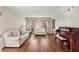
[64,6,75,14]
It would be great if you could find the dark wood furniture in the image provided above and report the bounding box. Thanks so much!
[55,34,69,49]
[55,27,71,49]
[55,27,79,52]
[69,28,79,52]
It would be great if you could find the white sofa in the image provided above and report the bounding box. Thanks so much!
[3,29,31,47]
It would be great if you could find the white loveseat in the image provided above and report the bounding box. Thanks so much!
[3,29,31,47]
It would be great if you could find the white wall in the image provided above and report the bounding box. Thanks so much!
[55,7,79,29]
[0,7,26,35]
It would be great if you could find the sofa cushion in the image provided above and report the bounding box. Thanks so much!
[11,31,20,37]
[3,29,20,37]
[3,32,9,37]
[3,30,12,37]
[19,27,26,34]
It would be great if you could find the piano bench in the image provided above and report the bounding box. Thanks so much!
[55,35,68,48]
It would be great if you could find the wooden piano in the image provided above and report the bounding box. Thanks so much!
[56,27,79,52]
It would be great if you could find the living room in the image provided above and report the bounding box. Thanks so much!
[0,6,79,52]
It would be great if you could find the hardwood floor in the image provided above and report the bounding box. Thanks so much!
[3,34,70,52]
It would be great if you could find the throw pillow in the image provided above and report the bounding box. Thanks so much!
[19,28,26,34]
[11,29,20,37]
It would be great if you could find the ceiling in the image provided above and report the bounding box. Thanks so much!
[7,6,70,17]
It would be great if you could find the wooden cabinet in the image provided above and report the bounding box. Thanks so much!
[70,28,79,52]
